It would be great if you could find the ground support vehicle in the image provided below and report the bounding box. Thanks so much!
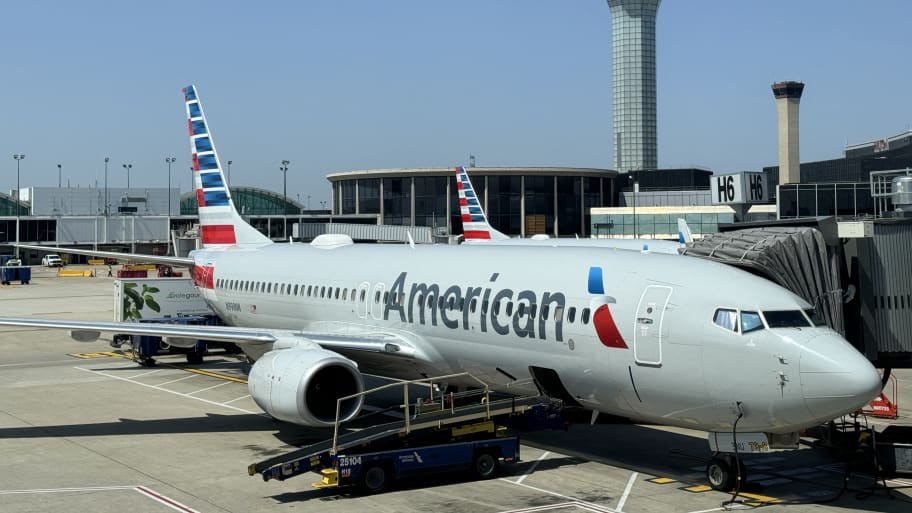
[249,374,562,493]
[122,315,227,366]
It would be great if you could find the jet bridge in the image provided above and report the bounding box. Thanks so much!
[682,217,912,370]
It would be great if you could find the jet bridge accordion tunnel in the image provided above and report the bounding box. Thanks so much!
[681,217,912,370]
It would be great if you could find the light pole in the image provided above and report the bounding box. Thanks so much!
[628,174,638,238]
[279,160,289,237]
[226,160,232,185]
[123,163,132,188]
[279,160,289,213]
[104,157,110,216]
[165,157,176,216]
[12,154,25,256]
[57,164,62,188]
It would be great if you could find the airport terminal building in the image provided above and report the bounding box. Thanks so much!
[327,167,617,238]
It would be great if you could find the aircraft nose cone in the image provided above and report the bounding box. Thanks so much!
[799,333,882,421]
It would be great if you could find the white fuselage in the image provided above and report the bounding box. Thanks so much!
[191,241,880,434]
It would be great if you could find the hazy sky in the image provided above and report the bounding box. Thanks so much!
[2,1,910,206]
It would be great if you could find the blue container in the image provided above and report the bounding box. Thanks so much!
[1,266,29,284]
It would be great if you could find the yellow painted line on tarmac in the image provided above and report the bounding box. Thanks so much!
[738,492,782,506]
[682,484,712,493]
[183,368,247,384]
[68,351,128,359]
[647,477,677,484]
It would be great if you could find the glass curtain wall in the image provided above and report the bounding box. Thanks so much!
[524,175,554,236]
[487,175,521,236]
[414,176,448,228]
[557,176,582,237]
[358,179,380,214]
[382,177,410,225]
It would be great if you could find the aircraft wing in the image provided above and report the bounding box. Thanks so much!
[13,244,194,268]
[0,317,422,359]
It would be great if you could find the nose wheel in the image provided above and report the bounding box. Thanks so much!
[706,454,747,492]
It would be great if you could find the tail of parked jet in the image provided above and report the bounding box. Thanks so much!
[677,218,694,244]
[455,166,509,241]
[184,85,272,249]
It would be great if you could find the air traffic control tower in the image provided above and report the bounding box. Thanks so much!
[607,0,660,173]
[772,80,805,185]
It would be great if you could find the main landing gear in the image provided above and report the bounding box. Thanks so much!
[706,453,746,492]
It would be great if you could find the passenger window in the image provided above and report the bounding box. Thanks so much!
[506,301,513,316]
[713,308,738,332]
[568,307,576,323]
[491,300,497,315]
[359,289,366,301]
[581,308,590,324]
[342,289,348,301]
[541,305,549,320]
[383,291,389,304]
[741,311,764,333]
[553,306,563,321]
[529,304,536,319]
[518,303,526,316]
[471,298,478,313]
[293,284,298,295]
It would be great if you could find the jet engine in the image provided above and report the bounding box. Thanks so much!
[247,348,364,426]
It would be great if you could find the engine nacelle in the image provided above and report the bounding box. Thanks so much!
[247,348,364,426]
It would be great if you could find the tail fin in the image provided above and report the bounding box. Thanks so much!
[184,86,271,249]
[455,166,509,241]
[677,218,694,244]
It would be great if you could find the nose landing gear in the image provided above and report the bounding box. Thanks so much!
[706,454,747,492]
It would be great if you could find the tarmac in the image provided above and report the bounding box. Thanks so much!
[1,264,911,513]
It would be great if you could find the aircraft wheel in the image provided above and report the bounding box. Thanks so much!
[473,451,499,479]
[706,457,735,492]
[361,463,391,494]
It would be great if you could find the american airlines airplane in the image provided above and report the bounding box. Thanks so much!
[454,166,687,254]
[0,86,882,491]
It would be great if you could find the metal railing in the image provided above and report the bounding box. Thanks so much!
[330,372,491,455]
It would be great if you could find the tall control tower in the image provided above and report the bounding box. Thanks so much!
[607,0,660,173]
[771,81,805,185]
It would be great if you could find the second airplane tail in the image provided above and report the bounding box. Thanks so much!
[184,85,272,249]
[456,166,509,241]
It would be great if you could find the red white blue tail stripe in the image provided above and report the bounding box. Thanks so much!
[183,85,271,249]
[455,166,508,241]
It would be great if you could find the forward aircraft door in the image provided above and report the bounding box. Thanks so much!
[634,285,673,366]
[356,282,370,319]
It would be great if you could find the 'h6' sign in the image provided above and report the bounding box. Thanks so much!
[712,172,767,205]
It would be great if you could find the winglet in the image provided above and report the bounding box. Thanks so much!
[184,85,271,249]
[455,166,509,242]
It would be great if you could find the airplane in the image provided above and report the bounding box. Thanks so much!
[455,165,689,253]
[0,86,882,491]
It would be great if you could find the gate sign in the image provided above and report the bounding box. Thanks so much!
[711,172,768,205]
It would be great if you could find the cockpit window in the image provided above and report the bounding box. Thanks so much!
[713,308,738,332]
[741,311,764,333]
[762,310,812,328]
[804,309,828,327]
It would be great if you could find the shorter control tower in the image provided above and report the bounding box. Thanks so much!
[772,81,805,185]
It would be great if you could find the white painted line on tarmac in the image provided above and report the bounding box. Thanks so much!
[0,485,137,494]
[156,374,199,386]
[135,485,200,513]
[0,359,79,368]
[124,369,164,379]
[499,478,617,513]
[615,471,638,512]
[186,381,232,395]
[515,450,550,485]
[221,394,252,405]
[76,366,261,415]
[684,508,726,513]
[500,501,606,513]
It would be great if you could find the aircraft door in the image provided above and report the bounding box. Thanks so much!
[369,282,386,320]
[634,285,673,366]
[356,281,370,319]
